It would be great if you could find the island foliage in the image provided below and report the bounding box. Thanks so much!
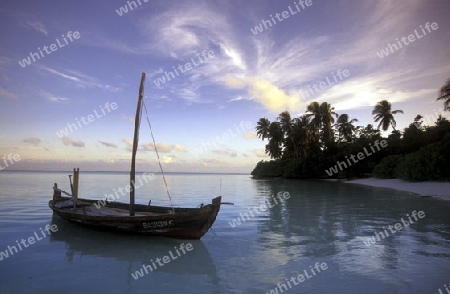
[251,78,450,181]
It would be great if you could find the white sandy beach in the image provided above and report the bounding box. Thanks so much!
[342,178,450,201]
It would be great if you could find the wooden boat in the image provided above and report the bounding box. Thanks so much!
[49,72,222,239]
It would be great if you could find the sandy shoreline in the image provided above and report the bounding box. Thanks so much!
[337,178,450,201]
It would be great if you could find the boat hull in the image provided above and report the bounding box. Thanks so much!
[48,196,221,239]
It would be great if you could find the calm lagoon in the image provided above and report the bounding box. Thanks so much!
[0,171,449,293]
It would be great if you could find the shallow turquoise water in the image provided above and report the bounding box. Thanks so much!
[0,171,449,293]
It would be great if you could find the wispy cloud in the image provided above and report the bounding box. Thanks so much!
[0,88,17,99]
[99,141,118,148]
[61,136,85,147]
[0,56,11,67]
[39,90,70,102]
[227,96,253,103]
[212,149,237,157]
[38,66,120,92]
[215,1,437,114]
[24,20,48,36]
[23,138,41,146]
[14,13,49,36]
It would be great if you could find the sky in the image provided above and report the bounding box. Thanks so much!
[0,0,449,173]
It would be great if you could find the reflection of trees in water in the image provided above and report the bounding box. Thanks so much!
[251,179,450,268]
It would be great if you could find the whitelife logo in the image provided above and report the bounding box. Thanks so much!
[299,69,350,100]
[228,192,290,228]
[191,121,252,158]
[152,50,215,87]
[376,22,439,59]
[250,0,313,35]
[131,243,193,280]
[0,154,21,171]
[363,210,425,247]
[55,102,118,138]
[0,224,58,261]
[325,140,388,177]
[18,31,81,68]
[115,0,149,16]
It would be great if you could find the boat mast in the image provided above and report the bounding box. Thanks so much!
[130,72,146,216]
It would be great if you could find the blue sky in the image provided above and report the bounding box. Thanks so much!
[0,0,449,173]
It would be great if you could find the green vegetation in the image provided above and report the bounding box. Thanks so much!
[252,79,450,181]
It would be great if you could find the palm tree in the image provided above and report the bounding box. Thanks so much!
[265,122,283,159]
[319,102,338,145]
[437,78,450,111]
[306,102,321,132]
[306,102,322,148]
[372,100,404,131]
[256,118,271,140]
[255,118,283,159]
[292,115,313,159]
[336,114,358,143]
[277,111,299,159]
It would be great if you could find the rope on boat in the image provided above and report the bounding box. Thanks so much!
[142,99,175,213]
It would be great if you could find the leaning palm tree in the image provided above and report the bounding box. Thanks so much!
[256,118,271,140]
[372,100,404,131]
[437,78,450,111]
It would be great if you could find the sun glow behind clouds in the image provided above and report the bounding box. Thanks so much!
[226,75,304,113]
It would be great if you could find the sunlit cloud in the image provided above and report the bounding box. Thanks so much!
[226,75,304,113]
[142,142,187,153]
[242,131,257,140]
[121,139,133,148]
[202,158,224,166]
[253,149,268,158]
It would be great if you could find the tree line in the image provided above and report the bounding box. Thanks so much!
[251,78,450,181]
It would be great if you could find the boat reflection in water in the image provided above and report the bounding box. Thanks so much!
[48,215,219,283]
